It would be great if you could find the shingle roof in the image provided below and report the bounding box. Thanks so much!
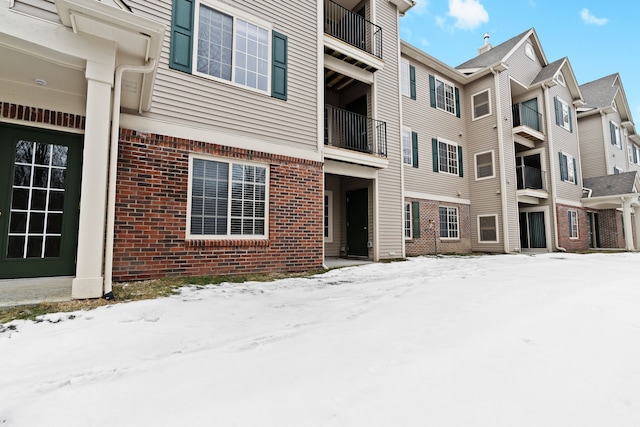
[579,74,618,109]
[530,58,565,86]
[456,29,531,70]
[583,171,638,197]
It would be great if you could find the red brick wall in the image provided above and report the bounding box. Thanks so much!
[405,199,471,256]
[112,129,324,282]
[556,204,589,252]
[598,209,622,249]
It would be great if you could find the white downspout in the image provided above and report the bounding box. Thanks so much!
[491,67,510,253]
[103,60,157,298]
[542,83,566,252]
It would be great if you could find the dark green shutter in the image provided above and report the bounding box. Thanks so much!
[559,152,566,181]
[429,75,436,108]
[610,121,616,145]
[271,31,288,100]
[568,105,573,132]
[409,65,416,100]
[457,145,463,177]
[411,131,419,168]
[412,201,420,238]
[455,87,460,118]
[573,157,578,185]
[432,138,439,172]
[554,97,561,126]
[169,0,195,72]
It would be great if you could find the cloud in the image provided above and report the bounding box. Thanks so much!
[448,0,489,30]
[412,0,429,15]
[420,38,429,47]
[580,8,608,25]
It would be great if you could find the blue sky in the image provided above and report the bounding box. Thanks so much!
[400,0,640,119]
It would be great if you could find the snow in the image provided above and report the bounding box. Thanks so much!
[2,253,640,426]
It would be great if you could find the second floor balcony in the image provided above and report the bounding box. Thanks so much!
[324,0,383,73]
[324,105,387,159]
[512,102,545,144]
[516,165,546,191]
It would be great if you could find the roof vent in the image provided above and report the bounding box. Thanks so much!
[478,33,492,55]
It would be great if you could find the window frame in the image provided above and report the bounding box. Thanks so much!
[434,76,457,116]
[474,150,495,180]
[439,206,459,240]
[438,138,459,176]
[472,89,491,120]
[477,214,499,243]
[611,121,622,148]
[404,202,412,239]
[557,96,571,132]
[186,154,270,240]
[324,190,333,243]
[400,59,410,98]
[556,72,566,87]
[560,152,576,184]
[192,0,273,94]
[402,127,412,166]
[568,210,579,239]
[525,43,535,60]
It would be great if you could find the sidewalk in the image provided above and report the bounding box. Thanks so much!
[0,277,72,308]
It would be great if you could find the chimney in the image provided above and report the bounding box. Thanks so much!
[478,32,492,55]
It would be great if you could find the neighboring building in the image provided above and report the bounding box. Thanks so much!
[577,74,640,250]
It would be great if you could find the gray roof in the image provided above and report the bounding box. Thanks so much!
[579,74,618,109]
[583,171,638,197]
[530,58,565,86]
[456,28,531,70]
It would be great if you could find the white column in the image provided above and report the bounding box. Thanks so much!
[72,60,114,299]
[622,197,635,251]
[634,205,640,252]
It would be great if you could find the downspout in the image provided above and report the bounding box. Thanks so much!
[490,67,510,253]
[542,83,566,252]
[103,60,157,298]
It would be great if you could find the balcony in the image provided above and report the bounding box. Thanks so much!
[324,0,383,75]
[324,105,387,166]
[512,103,545,144]
[516,165,548,203]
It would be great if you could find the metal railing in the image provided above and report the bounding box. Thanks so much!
[516,165,546,190]
[324,0,382,59]
[512,103,542,132]
[324,105,387,157]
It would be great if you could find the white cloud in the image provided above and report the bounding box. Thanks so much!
[420,37,429,47]
[580,8,608,25]
[447,0,489,30]
[412,0,429,15]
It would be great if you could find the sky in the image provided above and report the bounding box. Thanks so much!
[2,252,640,426]
[400,0,640,119]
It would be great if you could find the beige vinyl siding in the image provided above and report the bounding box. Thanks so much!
[401,56,468,199]
[12,0,59,22]
[504,36,542,85]
[577,114,607,179]
[375,0,403,259]
[465,76,504,252]
[126,0,318,152]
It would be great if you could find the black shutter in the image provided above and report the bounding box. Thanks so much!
[411,131,419,168]
[432,138,439,172]
[271,31,288,100]
[409,65,416,100]
[429,75,436,108]
[412,201,421,238]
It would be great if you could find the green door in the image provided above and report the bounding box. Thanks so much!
[0,124,83,279]
[346,188,368,257]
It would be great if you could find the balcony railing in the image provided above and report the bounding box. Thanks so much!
[516,165,546,191]
[325,105,387,157]
[324,0,382,59]
[512,103,542,132]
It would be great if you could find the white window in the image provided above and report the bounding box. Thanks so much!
[560,152,576,184]
[439,139,459,175]
[472,89,491,120]
[556,72,566,87]
[439,206,459,239]
[525,43,535,60]
[404,202,412,239]
[402,128,412,165]
[478,215,498,243]
[324,191,333,242]
[610,121,622,148]
[556,97,571,131]
[401,60,410,97]
[629,146,635,164]
[194,1,271,93]
[188,156,268,238]
[475,150,494,180]
[568,210,578,239]
[435,77,457,115]
[635,146,640,165]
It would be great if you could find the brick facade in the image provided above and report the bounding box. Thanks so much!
[556,204,590,252]
[112,129,324,282]
[596,209,637,249]
[405,199,471,256]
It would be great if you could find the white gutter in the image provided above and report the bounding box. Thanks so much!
[103,60,157,298]
[542,83,566,252]
[491,67,510,253]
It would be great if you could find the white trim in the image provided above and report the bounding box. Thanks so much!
[560,151,576,184]
[324,54,374,84]
[186,153,270,241]
[439,205,459,240]
[402,126,412,166]
[324,159,378,179]
[525,42,535,60]
[477,214,499,243]
[556,198,584,208]
[556,72,566,87]
[400,59,410,97]
[474,149,495,180]
[324,191,333,243]
[404,201,412,240]
[433,74,458,116]
[568,209,579,239]
[518,205,552,252]
[556,96,572,132]
[436,137,460,176]
[404,191,470,205]
[471,88,491,121]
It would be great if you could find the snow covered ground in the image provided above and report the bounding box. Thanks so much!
[2,252,640,426]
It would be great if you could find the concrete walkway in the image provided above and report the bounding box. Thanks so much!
[324,257,373,269]
[0,277,72,308]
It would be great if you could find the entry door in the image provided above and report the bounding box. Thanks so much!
[519,211,546,249]
[0,124,83,278]
[588,212,601,248]
[346,188,368,257]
